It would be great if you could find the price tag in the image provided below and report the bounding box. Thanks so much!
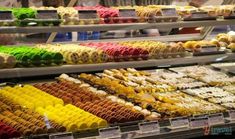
[99,126,121,139]
[193,114,208,118]
[78,10,98,19]
[228,110,235,120]
[138,121,160,133]
[190,117,209,128]
[32,134,49,139]
[191,12,209,18]
[37,10,59,19]
[161,8,178,16]
[200,46,218,53]
[0,11,13,20]
[119,9,137,17]
[170,117,189,128]
[208,113,224,125]
[49,132,74,139]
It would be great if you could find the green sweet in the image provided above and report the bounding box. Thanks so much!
[41,52,52,65]
[0,45,64,66]
[12,8,37,20]
[15,53,29,66]
[28,53,41,66]
[51,52,63,65]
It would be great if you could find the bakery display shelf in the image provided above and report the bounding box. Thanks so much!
[1,53,235,79]
[1,65,235,139]
[0,19,235,34]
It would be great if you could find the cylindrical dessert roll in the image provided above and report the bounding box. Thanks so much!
[88,51,99,63]
[79,51,89,64]
[64,51,79,64]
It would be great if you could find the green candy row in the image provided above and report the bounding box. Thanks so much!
[0,46,63,67]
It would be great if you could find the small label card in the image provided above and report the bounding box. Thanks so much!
[228,110,235,120]
[32,134,49,139]
[190,117,209,128]
[119,9,137,17]
[78,10,98,19]
[37,10,59,19]
[170,117,189,129]
[138,121,160,134]
[200,46,218,53]
[49,132,74,139]
[208,113,224,125]
[0,11,13,20]
[193,114,208,118]
[191,12,209,19]
[99,126,121,139]
[161,8,178,16]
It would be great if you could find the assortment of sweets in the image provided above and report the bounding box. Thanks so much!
[171,66,235,86]
[185,87,235,109]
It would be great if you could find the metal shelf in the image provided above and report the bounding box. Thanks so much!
[0,19,235,33]
[1,53,234,79]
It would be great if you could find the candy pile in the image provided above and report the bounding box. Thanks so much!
[37,44,109,64]
[171,66,235,86]
[185,87,235,109]
[0,46,63,67]
[34,81,145,123]
[0,85,108,136]
[36,104,107,131]
[0,85,64,110]
[78,69,225,117]
[81,42,149,61]
[152,69,208,89]
[120,41,185,58]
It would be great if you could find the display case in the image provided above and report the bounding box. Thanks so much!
[0,1,235,139]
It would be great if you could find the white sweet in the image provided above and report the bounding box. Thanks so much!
[66,77,75,82]
[74,80,81,84]
[96,90,107,96]
[107,96,118,102]
[133,106,142,111]
[151,112,161,117]
[141,109,151,116]
[59,74,69,79]
[88,87,97,92]
[125,102,134,107]
[117,99,125,104]
[80,83,90,87]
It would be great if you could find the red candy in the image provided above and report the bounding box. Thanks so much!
[0,122,20,138]
[80,42,149,61]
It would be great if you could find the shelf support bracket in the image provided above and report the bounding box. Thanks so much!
[46,0,78,44]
